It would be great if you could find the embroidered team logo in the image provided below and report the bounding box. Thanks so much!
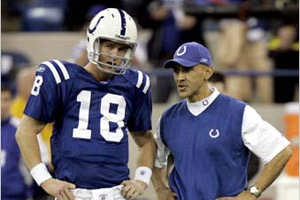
[98,194,107,200]
[202,99,209,106]
[209,129,220,138]
[176,45,187,56]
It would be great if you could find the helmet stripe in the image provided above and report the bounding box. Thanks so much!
[118,9,126,36]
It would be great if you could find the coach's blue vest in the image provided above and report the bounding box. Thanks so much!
[160,94,248,200]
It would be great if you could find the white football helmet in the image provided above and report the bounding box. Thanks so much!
[86,8,137,75]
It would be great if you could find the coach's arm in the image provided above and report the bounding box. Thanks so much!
[217,146,293,200]
[152,165,177,200]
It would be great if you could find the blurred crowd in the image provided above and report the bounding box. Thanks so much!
[2,0,299,104]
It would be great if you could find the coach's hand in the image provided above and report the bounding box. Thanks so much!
[156,187,177,200]
[41,178,76,200]
[121,180,147,199]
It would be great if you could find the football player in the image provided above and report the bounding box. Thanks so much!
[16,8,156,200]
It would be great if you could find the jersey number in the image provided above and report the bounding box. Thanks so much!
[72,91,126,142]
[31,75,43,96]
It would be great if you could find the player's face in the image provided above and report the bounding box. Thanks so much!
[1,90,12,120]
[98,40,131,72]
[173,64,213,101]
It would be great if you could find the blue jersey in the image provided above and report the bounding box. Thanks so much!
[1,117,32,200]
[24,60,152,189]
[160,94,248,200]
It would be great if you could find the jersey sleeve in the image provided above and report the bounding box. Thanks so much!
[154,117,170,168]
[24,60,69,123]
[242,105,290,163]
[127,71,152,131]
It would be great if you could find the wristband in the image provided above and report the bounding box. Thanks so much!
[30,163,52,186]
[134,166,152,186]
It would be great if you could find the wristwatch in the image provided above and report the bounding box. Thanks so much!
[249,186,261,198]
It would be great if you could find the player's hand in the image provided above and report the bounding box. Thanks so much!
[41,178,76,200]
[121,180,147,199]
[216,190,257,200]
[156,187,177,200]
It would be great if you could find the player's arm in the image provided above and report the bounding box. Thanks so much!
[121,71,155,199]
[131,130,156,173]
[16,61,76,200]
[16,115,76,200]
[15,115,47,170]
[121,130,156,199]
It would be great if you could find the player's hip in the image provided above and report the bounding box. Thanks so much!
[56,185,127,200]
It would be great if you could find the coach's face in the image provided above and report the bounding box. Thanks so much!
[172,64,213,102]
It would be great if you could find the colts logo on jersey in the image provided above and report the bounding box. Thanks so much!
[209,129,220,138]
[98,194,107,200]
[202,99,209,106]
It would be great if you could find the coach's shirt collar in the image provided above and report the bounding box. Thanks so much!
[186,87,220,116]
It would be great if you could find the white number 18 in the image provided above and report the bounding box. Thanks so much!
[72,90,126,142]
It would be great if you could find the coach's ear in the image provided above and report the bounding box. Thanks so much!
[204,65,214,81]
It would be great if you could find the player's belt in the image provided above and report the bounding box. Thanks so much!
[70,185,126,200]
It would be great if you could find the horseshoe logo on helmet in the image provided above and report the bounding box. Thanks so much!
[88,16,104,34]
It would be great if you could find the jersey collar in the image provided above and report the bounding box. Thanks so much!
[186,87,220,116]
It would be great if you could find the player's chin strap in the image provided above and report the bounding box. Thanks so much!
[134,166,152,191]
[30,163,52,186]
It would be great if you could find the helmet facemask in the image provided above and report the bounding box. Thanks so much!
[88,38,136,75]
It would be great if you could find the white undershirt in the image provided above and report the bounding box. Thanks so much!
[155,88,290,168]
